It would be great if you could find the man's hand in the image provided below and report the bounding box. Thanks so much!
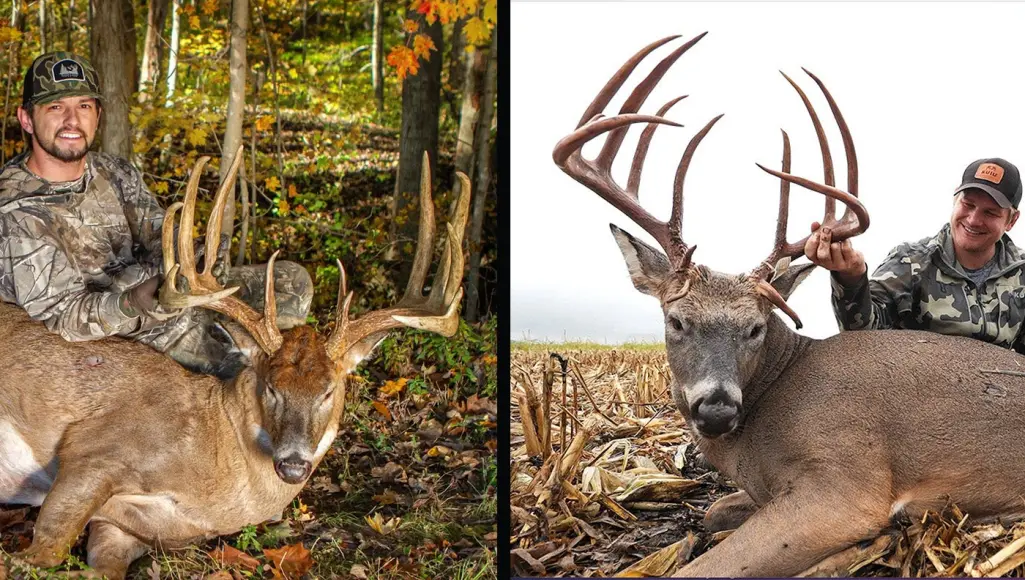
[120,276,182,321]
[803,222,867,286]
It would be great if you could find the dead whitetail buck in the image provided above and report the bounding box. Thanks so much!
[0,151,469,579]
[555,33,1025,577]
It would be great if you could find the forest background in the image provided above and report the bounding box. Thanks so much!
[0,0,498,578]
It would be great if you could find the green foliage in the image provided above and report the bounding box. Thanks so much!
[235,524,262,553]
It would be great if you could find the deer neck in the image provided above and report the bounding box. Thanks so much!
[743,314,813,414]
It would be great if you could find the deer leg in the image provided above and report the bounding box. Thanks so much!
[674,485,890,577]
[703,490,759,532]
[84,521,149,580]
[16,465,113,569]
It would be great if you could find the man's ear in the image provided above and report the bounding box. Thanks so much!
[1007,209,1020,232]
[16,107,33,135]
[770,262,817,300]
[610,224,670,297]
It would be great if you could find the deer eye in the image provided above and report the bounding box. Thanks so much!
[747,323,765,340]
[667,315,690,334]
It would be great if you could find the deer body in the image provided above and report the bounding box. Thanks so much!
[0,150,470,579]
[553,33,1025,577]
[679,315,1025,576]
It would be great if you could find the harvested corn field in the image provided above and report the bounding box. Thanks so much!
[509,344,1025,578]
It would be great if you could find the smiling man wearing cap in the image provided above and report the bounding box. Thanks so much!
[805,157,1025,352]
[0,52,314,379]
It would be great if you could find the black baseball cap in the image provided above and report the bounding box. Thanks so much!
[954,158,1023,209]
[22,52,102,107]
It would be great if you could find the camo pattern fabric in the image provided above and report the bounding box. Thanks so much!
[24,51,102,106]
[831,223,1025,351]
[0,150,313,376]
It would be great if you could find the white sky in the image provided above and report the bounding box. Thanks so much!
[510,1,1025,344]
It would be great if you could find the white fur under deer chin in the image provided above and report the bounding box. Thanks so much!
[0,420,53,505]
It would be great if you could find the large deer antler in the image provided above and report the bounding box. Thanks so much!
[160,145,285,354]
[324,153,470,368]
[552,33,870,328]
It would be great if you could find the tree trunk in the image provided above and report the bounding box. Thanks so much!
[452,46,486,209]
[390,14,443,279]
[219,0,248,241]
[464,28,497,323]
[371,0,383,115]
[90,0,136,160]
[2,0,23,165]
[38,0,45,53]
[65,0,74,51]
[165,0,181,106]
[138,0,170,103]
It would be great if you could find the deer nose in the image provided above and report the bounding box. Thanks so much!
[690,389,740,438]
[274,454,312,484]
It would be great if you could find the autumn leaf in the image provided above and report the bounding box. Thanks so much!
[437,2,459,24]
[151,181,169,194]
[413,33,437,60]
[364,512,401,535]
[458,0,479,16]
[287,183,298,198]
[277,198,290,216]
[263,543,313,580]
[189,14,201,29]
[483,0,497,23]
[265,175,281,192]
[201,0,218,16]
[386,45,419,81]
[205,572,233,580]
[208,544,260,571]
[186,127,207,146]
[255,115,274,132]
[415,0,438,24]
[379,377,408,398]
[372,400,392,421]
[403,19,419,33]
[464,16,489,46]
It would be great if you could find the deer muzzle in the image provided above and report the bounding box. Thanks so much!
[690,388,741,438]
[274,453,312,484]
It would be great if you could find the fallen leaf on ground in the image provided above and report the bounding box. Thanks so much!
[263,543,313,580]
[208,544,261,571]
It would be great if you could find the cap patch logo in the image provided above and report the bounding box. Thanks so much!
[51,59,85,83]
[976,163,1005,184]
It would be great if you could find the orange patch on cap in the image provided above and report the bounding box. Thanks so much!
[976,163,1005,184]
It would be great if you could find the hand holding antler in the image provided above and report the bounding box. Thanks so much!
[804,223,866,285]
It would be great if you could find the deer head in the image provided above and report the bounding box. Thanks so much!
[553,34,869,438]
[161,149,469,483]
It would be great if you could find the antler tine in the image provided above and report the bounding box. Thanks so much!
[780,71,836,222]
[399,152,437,305]
[751,130,794,283]
[324,161,469,366]
[554,33,709,268]
[627,95,688,195]
[669,114,724,271]
[802,68,859,225]
[595,33,706,171]
[159,154,283,354]
[201,145,245,281]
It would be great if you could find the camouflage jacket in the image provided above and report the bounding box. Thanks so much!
[0,151,197,350]
[831,223,1025,351]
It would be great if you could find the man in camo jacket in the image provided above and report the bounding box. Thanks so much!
[805,157,1025,353]
[0,52,313,378]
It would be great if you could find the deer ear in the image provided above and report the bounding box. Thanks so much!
[769,262,817,300]
[337,331,389,375]
[610,224,670,297]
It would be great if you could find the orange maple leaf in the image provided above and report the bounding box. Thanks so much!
[372,400,393,421]
[263,543,313,580]
[386,45,419,81]
[415,0,438,24]
[403,19,419,33]
[413,33,437,60]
